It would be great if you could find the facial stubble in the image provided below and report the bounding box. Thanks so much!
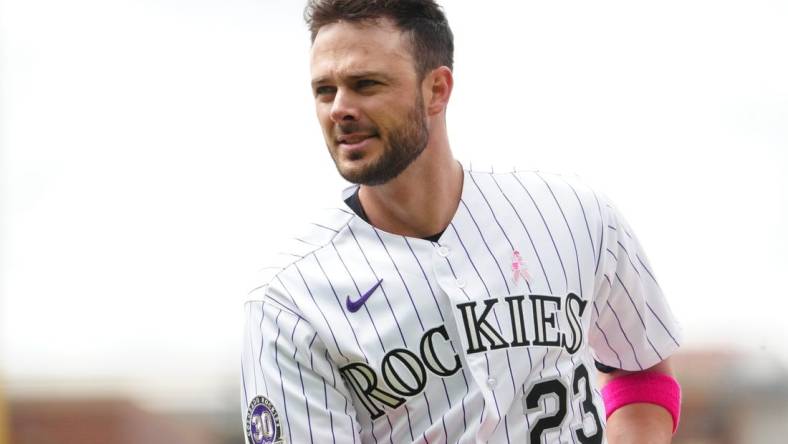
[330,94,429,186]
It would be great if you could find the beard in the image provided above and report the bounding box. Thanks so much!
[330,95,429,186]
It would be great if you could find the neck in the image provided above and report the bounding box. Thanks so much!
[358,127,462,239]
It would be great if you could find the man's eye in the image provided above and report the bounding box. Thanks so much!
[315,86,336,96]
[356,79,379,89]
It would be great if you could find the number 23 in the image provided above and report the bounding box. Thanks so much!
[523,363,603,444]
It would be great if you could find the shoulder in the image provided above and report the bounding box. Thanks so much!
[246,203,358,305]
[518,169,601,200]
[465,164,595,192]
[466,165,607,213]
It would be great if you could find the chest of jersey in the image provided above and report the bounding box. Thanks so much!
[290,181,602,431]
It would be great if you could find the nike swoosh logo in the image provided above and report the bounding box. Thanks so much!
[346,279,383,313]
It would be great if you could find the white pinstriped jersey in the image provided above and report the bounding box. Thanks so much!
[241,168,682,444]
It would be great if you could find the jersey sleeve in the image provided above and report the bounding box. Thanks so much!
[241,282,361,444]
[588,197,682,372]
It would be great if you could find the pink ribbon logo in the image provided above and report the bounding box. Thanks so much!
[511,250,531,285]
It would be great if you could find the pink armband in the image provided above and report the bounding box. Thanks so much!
[601,371,681,433]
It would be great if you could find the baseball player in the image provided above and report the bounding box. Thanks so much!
[241,1,683,443]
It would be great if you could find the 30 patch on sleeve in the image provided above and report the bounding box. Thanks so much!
[246,395,286,444]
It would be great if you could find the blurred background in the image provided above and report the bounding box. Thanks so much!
[1,0,786,443]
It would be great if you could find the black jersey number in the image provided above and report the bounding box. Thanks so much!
[572,363,603,444]
[524,363,603,444]
[525,379,567,443]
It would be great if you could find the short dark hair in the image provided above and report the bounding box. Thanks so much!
[304,0,454,79]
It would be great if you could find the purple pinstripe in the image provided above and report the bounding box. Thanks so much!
[347,225,408,347]
[445,223,508,438]
[602,274,644,370]
[613,273,664,360]
[331,240,387,351]
[373,231,426,330]
[512,173,571,291]
[285,269,351,363]
[312,255,368,359]
[404,236,468,441]
[272,310,294,444]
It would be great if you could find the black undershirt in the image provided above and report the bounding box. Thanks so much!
[344,187,445,242]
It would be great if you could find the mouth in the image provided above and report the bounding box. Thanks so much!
[336,133,377,151]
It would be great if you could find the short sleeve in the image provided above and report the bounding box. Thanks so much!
[588,198,682,371]
[240,283,361,444]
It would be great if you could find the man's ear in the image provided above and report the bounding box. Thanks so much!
[424,66,453,116]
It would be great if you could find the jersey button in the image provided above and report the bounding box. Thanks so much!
[456,278,466,288]
[487,378,496,387]
[437,246,450,257]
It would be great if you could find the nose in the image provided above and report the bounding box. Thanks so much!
[329,89,360,123]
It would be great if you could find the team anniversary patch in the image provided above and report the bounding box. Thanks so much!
[246,395,285,444]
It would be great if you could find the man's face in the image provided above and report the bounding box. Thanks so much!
[310,19,429,186]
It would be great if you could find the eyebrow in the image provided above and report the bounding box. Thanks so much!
[311,71,393,88]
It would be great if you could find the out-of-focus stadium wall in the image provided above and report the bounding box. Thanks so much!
[1,386,8,444]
